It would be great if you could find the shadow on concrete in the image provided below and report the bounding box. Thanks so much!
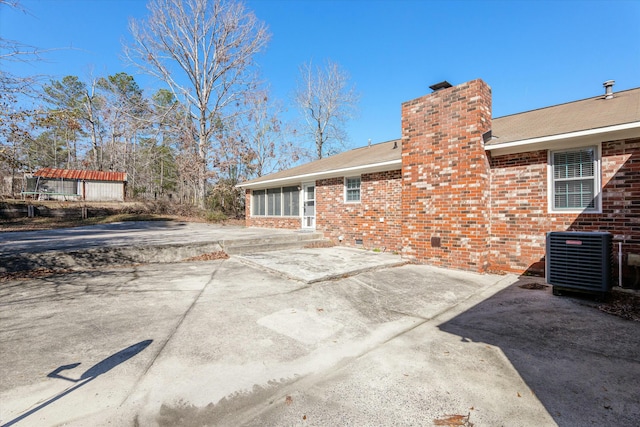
[438,278,640,427]
[0,268,154,309]
[1,340,152,427]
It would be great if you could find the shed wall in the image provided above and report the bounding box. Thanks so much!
[85,181,125,201]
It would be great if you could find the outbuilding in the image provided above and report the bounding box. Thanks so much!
[27,167,127,202]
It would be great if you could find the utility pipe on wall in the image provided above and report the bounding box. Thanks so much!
[619,242,623,287]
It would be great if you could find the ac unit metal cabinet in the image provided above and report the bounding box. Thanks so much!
[546,231,612,297]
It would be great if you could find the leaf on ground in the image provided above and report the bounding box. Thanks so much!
[433,413,473,426]
[285,395,293,405]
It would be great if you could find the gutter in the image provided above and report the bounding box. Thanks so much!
[237,159,402,189]
[485,121,640,152]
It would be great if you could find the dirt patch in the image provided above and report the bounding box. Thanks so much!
[304,240,334,249]
[0,268,75,283]
[0,214,180,232]
[183,251,230,262]
[519,282,549,290]
[0,199,244,232]
[598,291,640,322]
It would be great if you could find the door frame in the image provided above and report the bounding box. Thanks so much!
[301,182,316,229]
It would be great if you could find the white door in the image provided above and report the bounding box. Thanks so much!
[302,183,315,229]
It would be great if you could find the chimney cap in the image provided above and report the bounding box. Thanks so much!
[429,81,453,92]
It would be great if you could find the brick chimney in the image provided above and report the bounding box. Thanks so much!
[400,79,492,272]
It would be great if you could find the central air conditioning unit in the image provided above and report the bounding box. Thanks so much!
[546,231,612,297]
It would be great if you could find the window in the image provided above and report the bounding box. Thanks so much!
[345,177,361,202]
[252,190,266,216]
[283,186,300,216]
[267,188,282,216]
[550,146,600,212]
[252,186,300,217]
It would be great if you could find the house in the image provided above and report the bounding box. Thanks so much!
[27,167,127,201]
[238,79,640,285]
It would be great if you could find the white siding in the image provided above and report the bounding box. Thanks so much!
[85,181,124,201]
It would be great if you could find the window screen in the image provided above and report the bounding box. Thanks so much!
[283,186,300,216]
[252,190,266,216]
[267,188,282,216]
[253,187,300,216]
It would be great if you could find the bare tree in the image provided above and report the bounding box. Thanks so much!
[125,0,270,208]
[236,90,300,178]
[0,0,41,193]
[294,59,359,159]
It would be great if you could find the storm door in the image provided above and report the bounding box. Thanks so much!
[302,183,315,229]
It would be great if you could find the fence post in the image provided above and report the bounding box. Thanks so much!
[82,206,88,219]
[27,205,34,218]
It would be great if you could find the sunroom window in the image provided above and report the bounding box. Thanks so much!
[252,186,299,217]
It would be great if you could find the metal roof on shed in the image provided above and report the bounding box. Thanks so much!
[34,167,127,182]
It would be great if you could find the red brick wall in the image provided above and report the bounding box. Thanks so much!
[248,216,301,229]
[316,170,403,252]
[489,150,549,273]
[489,137,640,280]
[401,79,492,272]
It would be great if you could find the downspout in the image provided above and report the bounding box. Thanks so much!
[619,242,623,287]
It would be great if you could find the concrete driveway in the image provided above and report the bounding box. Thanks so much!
[1,226,639,426]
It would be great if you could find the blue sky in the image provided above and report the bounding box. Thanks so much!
[2,0,639,150]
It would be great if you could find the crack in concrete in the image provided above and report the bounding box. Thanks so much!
[118,260,227,408]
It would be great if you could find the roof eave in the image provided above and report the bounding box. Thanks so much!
[486,121,640,156]
[237,159,402,189]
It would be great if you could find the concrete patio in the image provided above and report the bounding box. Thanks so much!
[1,223,638,426]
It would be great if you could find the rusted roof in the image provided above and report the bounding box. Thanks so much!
[34,167,127,182]
[489,87,640,146]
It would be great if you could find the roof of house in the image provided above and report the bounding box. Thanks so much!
[489,87,640,147]
[239,85,640,189]
[34,167,127,182]
[239,140,402,188]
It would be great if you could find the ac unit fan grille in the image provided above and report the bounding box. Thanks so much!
[546,232,612,293]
